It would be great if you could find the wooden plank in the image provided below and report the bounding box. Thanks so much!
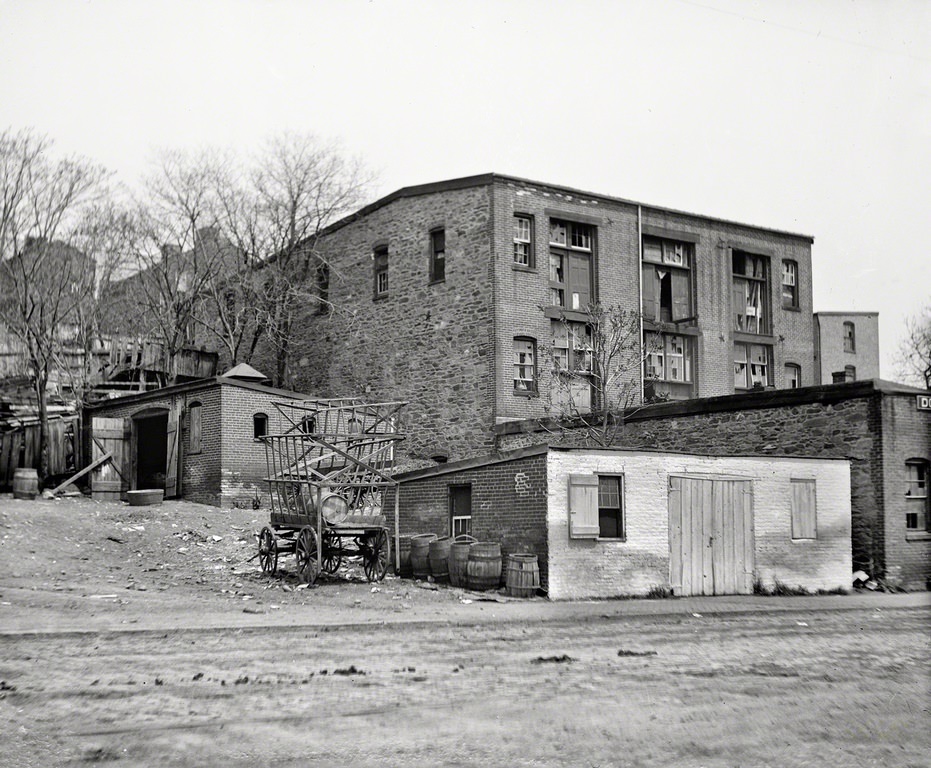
[48,419,64,474]
[680,478,693,596]
[165,402,179,498]
[732,481,746,593]
[668,478,682,594]
[701,478,714,595]
[690,479,704,596]
[0,432,12,484]
[711,479,727,595]
[22,425,36,469]
[742,483,755,593]
[49,452,112,495]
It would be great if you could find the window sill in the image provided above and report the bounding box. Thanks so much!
[512,264,536,273]
[905,531,931,542]
[543,306,590,322]
[429,278,446,286]
[513,389,538,398]
[733,331,776,344]
[782,305,801,312]
[373,293,388,302]
[597,537,627,543]
[643,320,699,334]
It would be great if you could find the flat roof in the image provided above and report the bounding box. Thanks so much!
[320,173,816,243]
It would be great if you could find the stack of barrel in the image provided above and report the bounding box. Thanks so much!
[406,533,540,597]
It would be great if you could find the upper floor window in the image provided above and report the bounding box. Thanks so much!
[513,215,534,267]
[735,342,771,389]
[373,246,388,298]
[782,260,799,308]
[785,363,801,389]
[188,401,202,454]
[645,332,692,384]
[552,321,593,374]
[513,336,537,394]
[732,251,770,334]
[253,412,268,440]
[549,219,594,310]
[642,237,693,324]
[843,321,856,352]
[905,459,929,532]
[429,229,446,283]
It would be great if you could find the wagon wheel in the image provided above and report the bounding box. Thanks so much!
[295,526,319,585]
[321,529,343,574]
[363,528,390,583]
[258,526,278,575]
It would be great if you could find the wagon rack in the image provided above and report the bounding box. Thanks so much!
[258,399,406,585]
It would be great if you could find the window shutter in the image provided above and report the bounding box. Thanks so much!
[790,479,817,539]
[569,474,600,539]
[671,270,690,321]
[641,264,658,321]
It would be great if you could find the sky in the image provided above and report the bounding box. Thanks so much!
[1,0,928,380]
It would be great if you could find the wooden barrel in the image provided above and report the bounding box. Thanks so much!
[448,535,477,587]
[467,542,502,591]
[428,536,452,583]
[12,468,39,500]
[506,553,540,597]
[410,533,436,579]
[395,535,412,577]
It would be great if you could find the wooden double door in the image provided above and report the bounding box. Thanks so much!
[668,476,755,596]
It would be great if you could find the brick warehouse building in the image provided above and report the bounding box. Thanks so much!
[265,173,816,466]
[495,379,931,590]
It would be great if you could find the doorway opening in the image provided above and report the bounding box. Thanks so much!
[135,412,168,489]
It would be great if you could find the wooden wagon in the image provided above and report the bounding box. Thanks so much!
[257,399,405,585]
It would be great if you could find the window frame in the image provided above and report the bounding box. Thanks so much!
[597,474,626,540]
[373,245,389,299]
[732,250,771,334]
[785,363,801,389]
[512,336,538,396]
[513,214,534,269]
[844,365,856,382]
[429,228,446,283]
[548,218,594,311]
[642,236,694,324]
[449,484,472,539]
[253,412,268,441]
[645,332,693,384]
[905,459,929,532]
[781,259,799,309]
[843,321,856,353]
[734,342,772,390]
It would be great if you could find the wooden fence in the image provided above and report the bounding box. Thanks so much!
[0,416,77,487]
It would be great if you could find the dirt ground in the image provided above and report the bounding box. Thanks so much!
[1,495,929,767]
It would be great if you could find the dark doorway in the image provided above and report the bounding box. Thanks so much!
[135,413,168,489]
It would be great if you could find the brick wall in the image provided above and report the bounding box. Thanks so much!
[880,394,931,589]
[545,450,851,600]
[387,452,549,587]
[814,313,880,383]
[218,386,299,509]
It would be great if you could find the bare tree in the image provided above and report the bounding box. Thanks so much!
[213,133,371,387]
[545,303,659,447]
[0,128,108,477]
[896,302,931,389]
[107,149,229,384]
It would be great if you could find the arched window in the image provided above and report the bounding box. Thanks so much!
[784,363,801,389]
[843,321,856,352]
[253,413,268,440]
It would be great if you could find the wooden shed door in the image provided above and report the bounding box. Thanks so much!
[668,477,754,596]
[90,417,130,501]
[165,402,181,499]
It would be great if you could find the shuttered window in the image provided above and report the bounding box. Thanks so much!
[790,479,817,539]
[568,474,600,539]
[188,402,202,454]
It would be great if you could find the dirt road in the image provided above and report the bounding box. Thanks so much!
[1,496,929,767]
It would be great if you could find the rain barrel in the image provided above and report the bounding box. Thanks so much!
[505,554,540,597]
[466,542,502,591]
[448,535,476,587]
[410,533,437,579]
[12,468,39,500]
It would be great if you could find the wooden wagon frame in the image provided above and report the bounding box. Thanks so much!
[257,399,405,585]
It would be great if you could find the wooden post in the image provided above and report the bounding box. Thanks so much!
[394,482,400,573]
